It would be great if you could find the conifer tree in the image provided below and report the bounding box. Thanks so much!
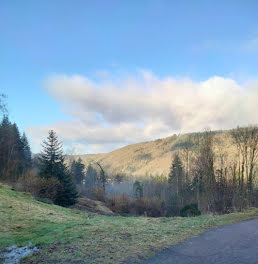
[70,158,85,185]
[0,117,27,180]
[168,153,183,196]
[0,116,12,178]
[39,130,63,179]
[55,162,78,206]
[39,130,77,206]
[85,163,98,194]
[21,132,32,169]
[133,181,143,200]
[11,123,24,176]
[0,94,7,116]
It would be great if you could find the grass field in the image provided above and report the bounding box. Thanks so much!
[1,183,258,264]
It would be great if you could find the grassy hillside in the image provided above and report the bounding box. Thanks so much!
[1,184,258,264]
[76,130,236,177]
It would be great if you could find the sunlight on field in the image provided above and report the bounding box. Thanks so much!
[1,184,258,264]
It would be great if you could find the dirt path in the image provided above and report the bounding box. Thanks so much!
[142,219,258,264]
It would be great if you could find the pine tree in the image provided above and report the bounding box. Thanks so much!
[85,163,98,194]
[0,116,12,179]
[39,130,77,206]
[0,117,26,180]
[168,153,183,196]
[133,181,143,200]
[55,162,78,206]
[21,132,32,169]
[70,158,85,185]
[39,130,64,179]
[11,123,25,176]
[0,94,7,116]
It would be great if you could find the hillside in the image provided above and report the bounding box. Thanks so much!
[1,184,258,264]
[75,130,236,177]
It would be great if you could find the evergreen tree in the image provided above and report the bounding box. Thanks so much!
[85,164,99,194]
[55,162,78,206]
[0,116,12,178]
[11,123,25,176]
[39,130,77,206]
[0,117,28,180]
[0,94,7,116]
[39,130,63,179]
[70,158,85,185]
[21,132,32,169]
[168,153,183,196]
[133,181,143,200]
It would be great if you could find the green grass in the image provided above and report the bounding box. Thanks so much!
[1,183,258,264]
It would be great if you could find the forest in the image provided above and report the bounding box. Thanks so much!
[0,94,258,217]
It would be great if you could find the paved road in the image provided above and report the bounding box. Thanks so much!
[142,219,258,264]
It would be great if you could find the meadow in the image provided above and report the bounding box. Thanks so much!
[1,183,258,264]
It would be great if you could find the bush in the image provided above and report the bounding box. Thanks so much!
[36,197,54,204]
[106,194,165,217]
[37,177,62,203]
[15,170,62,204]
[106,194,131,214]
[180,203,201,217]
[132,197,165,217]
[92,187,105,201]
[15,170,40,194]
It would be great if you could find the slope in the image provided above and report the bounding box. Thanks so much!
[1,184,258,264]
[76,130,235,177]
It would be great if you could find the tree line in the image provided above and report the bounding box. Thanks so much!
[0,116,32,181]
[136,128,258,215]
[104,128,258,217]
[0,96,257,214]
[0,113,78,206]
[0,112,106,207]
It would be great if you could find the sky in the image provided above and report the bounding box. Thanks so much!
[1,0,258,154]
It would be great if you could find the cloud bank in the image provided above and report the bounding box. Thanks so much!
[26,71,258,154]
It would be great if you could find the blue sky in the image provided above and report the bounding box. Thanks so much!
[1,0,258,153]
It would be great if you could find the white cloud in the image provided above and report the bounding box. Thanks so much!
[26,71,258,154]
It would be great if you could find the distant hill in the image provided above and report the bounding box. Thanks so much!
[74,129,236,177]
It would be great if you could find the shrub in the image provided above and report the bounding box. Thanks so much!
[92,187,105,201]
[132,197,165,217]
[37,177,62,203]
[36,197,54,204]
[106,194,131,214]
[15,170,62,204]
[15,170,40,194]
[106,194,165,217]
[180,203,201,217]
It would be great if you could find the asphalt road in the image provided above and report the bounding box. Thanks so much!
[142,219,258,264]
